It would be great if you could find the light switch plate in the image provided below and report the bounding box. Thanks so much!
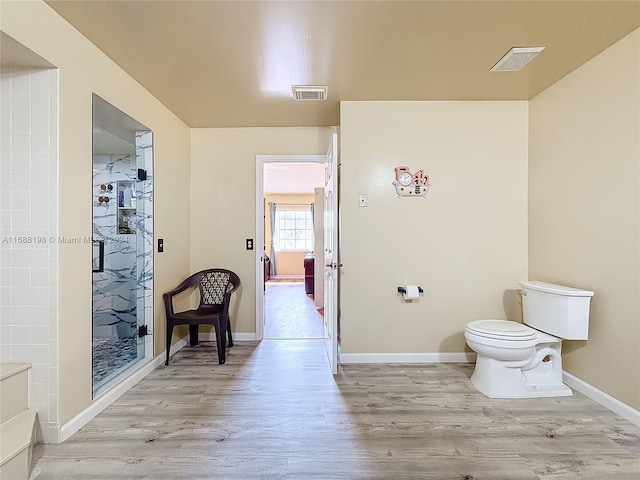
[358,194,367,207]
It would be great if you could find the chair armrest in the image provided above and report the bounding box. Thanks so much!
[221,283,239,313]
[227,282,240,295]
[163,277,196,317]
[163,292,177,317]
[165,276,195,298]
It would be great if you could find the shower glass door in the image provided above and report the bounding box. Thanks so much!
[92,94,153,396]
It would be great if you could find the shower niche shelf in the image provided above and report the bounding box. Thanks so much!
[117,180,136,235]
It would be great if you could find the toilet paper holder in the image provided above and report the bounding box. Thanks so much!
[397,286,423,294]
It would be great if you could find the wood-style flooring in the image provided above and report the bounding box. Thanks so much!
[31,340,639,479]
[264,281,325,339]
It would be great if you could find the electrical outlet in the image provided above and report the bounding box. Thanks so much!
[246,238,254,250]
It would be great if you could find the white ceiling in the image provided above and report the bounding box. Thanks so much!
[263,163,325,194]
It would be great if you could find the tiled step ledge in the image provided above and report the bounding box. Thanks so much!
[0,408,37,478]
[0,363,31,381]
[0,364,31,425]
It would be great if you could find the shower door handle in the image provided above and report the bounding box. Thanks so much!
[92,239,104,273]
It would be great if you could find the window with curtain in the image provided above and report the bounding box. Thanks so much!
[274,210,313,252]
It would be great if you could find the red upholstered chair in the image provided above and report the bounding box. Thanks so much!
[163,269,240,365]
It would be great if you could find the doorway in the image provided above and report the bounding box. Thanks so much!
[256,155,326,340]
[259,160,325,340]
[255,133,340,374]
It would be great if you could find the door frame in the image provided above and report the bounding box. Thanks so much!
[255,154,327,341]
[323,133,340,373]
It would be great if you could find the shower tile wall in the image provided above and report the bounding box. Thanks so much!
[0,68,60,443]
[135,131,153,358]
[92,154,138,385]
[92,138,152,387]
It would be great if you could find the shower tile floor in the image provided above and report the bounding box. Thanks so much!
[92,337,138,387]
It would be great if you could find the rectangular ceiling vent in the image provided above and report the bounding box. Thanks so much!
[292,85,328,101]
[491,47,545,72]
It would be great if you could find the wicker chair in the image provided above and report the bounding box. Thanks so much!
[163,268,240,365]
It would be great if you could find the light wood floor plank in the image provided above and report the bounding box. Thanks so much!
[31,340,639,479]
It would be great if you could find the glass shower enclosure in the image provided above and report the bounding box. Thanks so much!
[92,94,153,395]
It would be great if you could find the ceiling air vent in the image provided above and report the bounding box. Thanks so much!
[491,47,545,72]
[292,85,328,101]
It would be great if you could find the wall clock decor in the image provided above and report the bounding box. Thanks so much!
[393,166,431,197]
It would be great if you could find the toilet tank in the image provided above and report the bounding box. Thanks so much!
[519,281,594,340]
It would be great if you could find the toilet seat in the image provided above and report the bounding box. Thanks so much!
[466,320,537,341]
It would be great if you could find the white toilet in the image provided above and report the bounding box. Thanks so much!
[465,281,594,398]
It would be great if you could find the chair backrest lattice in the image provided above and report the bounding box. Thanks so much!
[199,271,231,306]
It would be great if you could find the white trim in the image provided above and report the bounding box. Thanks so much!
[198,331,257,342]
[258,155,327,164]
[234,333,258,341]
[340,352,477,364]
[255,157,265,341]
[563,371,640,427]
[167,335,190,360]
[58,336,189,443]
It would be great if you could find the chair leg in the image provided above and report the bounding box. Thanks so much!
[226,317,233,347]
[189,324,199,346]
[215,324,226,364]
[165,323,174,366]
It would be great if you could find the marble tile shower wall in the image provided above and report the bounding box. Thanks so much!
[0,68,60,442]
[92,132,152,361]
[92,154,138,340]
[135,131,153,357]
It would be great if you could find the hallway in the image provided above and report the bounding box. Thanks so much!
[264,281,325,339]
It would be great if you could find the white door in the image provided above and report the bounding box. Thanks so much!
[323,133,339,374]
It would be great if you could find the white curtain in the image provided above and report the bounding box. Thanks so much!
[268,202,277,276]
[310,203,315,253]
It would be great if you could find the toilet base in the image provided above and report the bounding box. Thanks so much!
[470,355,573,398]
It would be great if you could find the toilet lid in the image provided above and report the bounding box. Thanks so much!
[466,320,537,340]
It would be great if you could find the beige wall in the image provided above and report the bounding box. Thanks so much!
[1,1,192,424]
[264,193,315,277]
[273,252,306,277]
[340,101,529,354]
[190,127,335,333]
[529,29,640,410]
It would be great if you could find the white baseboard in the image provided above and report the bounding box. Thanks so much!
[58,336,189,443]
[340,352,476,364]
[270,276,303,281]
[198,331,257,341]
[563,371,640,427]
